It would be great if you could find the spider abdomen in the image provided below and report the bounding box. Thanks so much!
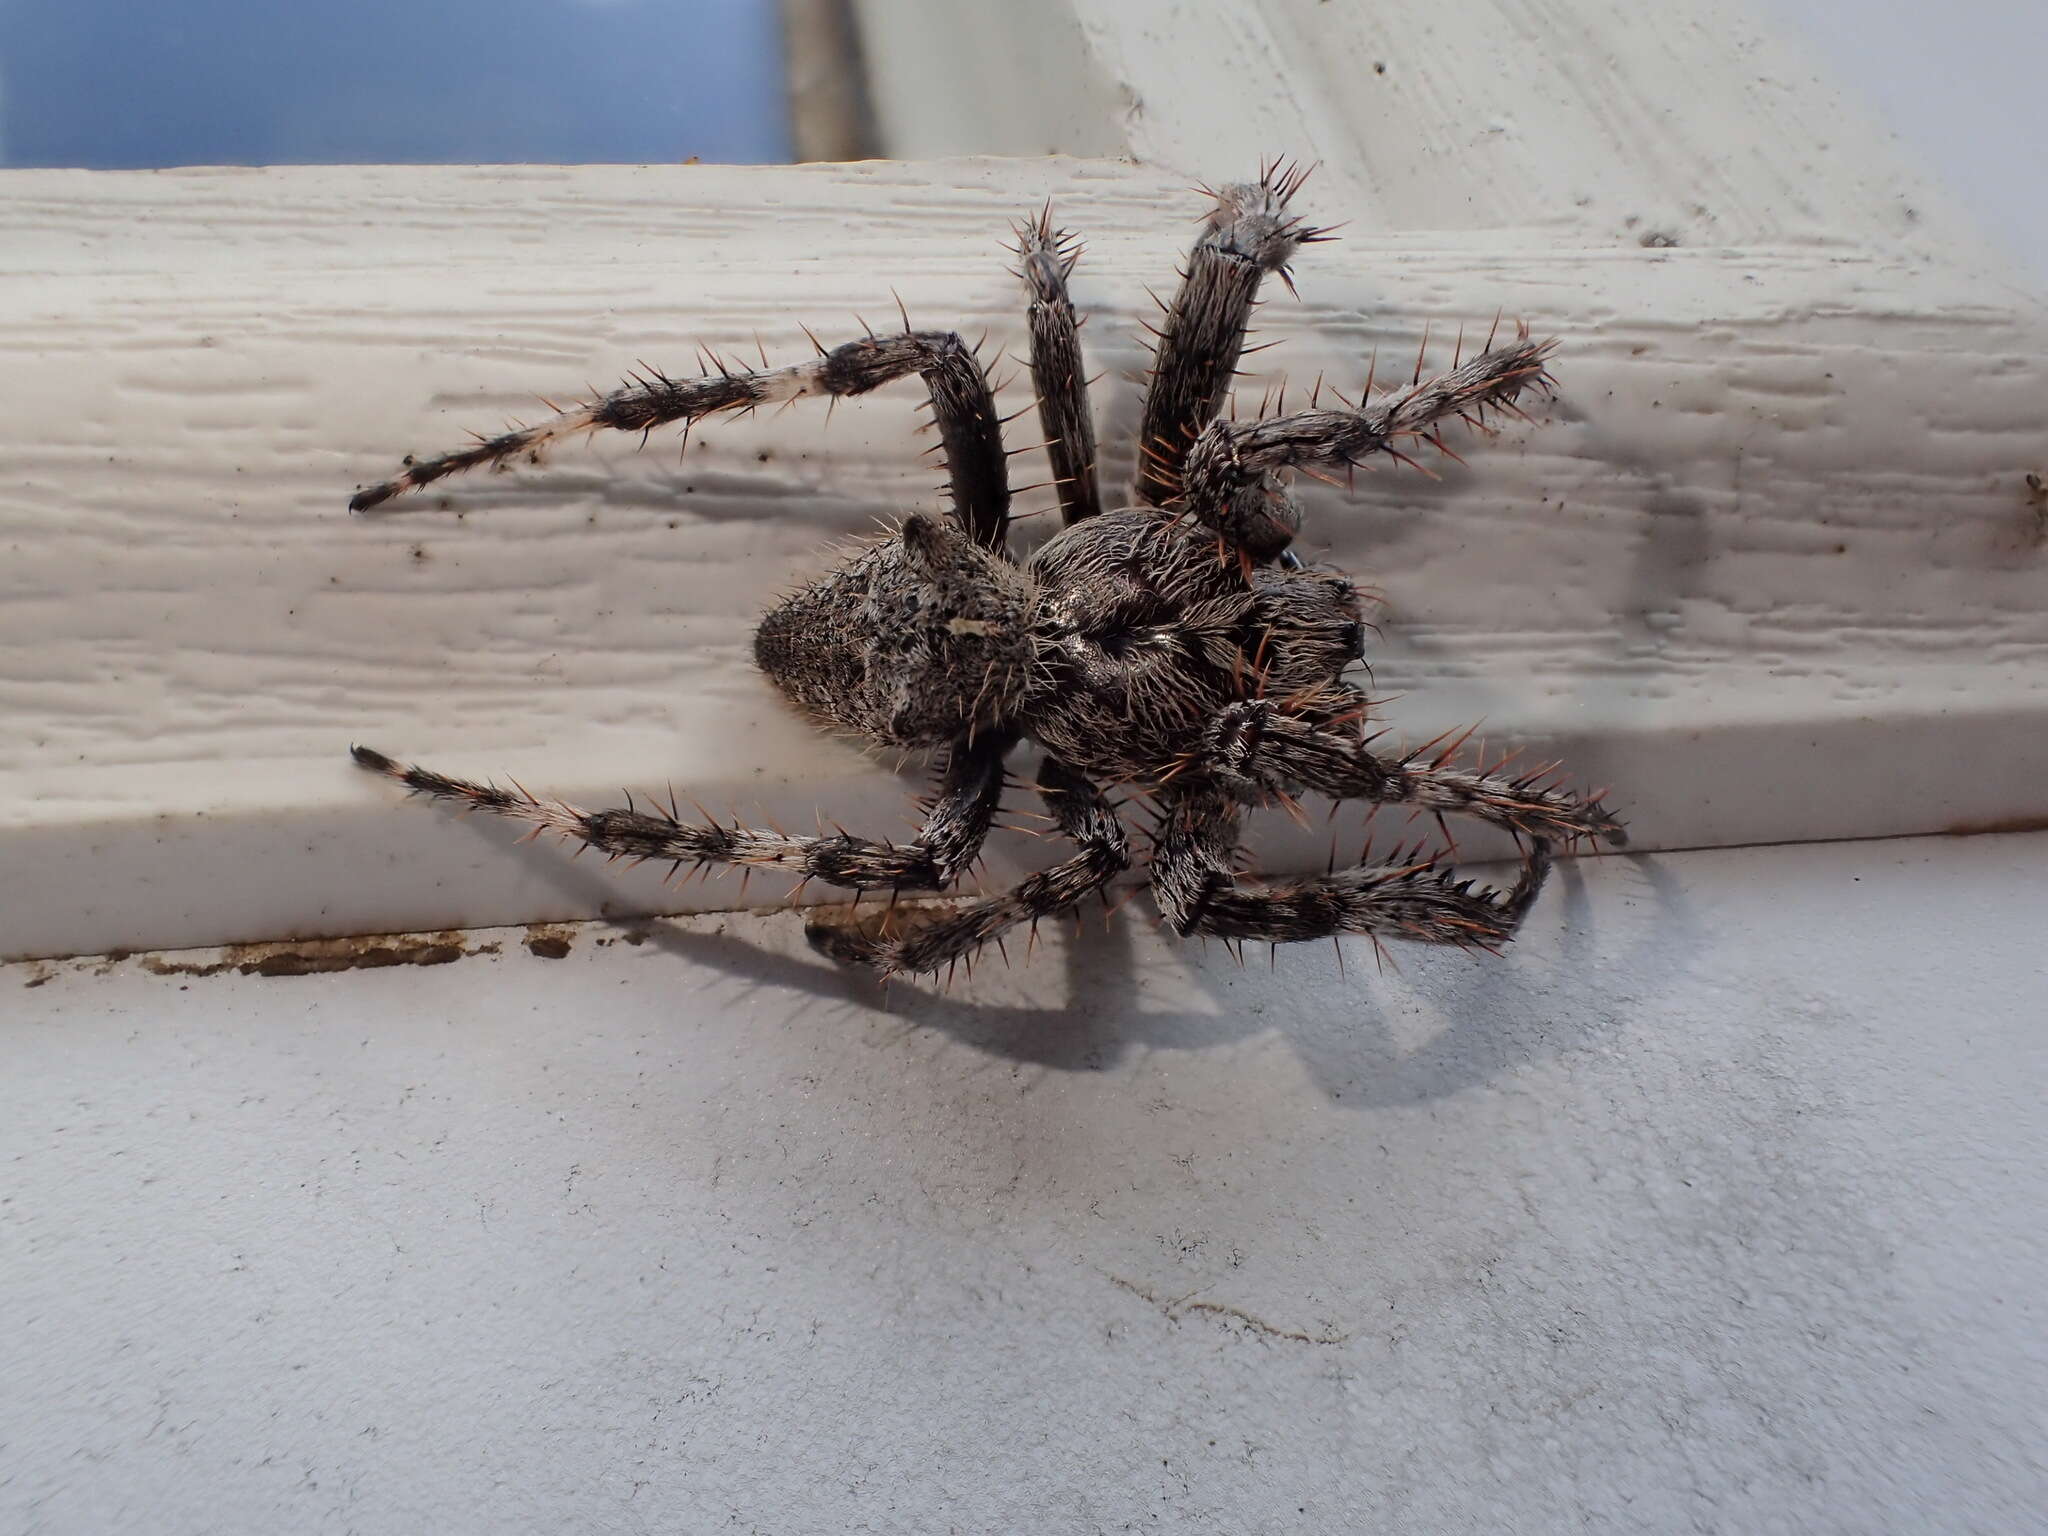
[755,514,1037,748]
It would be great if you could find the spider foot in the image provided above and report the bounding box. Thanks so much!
[802,898,952,975]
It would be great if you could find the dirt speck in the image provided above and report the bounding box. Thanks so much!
[523,925,576,960]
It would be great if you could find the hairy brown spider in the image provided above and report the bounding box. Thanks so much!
[348,164,1625,979]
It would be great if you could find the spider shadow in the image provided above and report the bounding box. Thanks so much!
[650,905,1257,1070]
[464,809,1243,1070]
[1566,392,1715,680]
[1275,848,1703,1108]
[455,800,1699,1098]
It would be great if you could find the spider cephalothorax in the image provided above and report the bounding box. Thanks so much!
[349,164,1625,978]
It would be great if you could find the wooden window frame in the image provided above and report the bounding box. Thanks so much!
[4,0,2042,959]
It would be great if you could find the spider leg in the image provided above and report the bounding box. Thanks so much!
[1133,161,1327,508]
[1180,334,1558,560]
[804,755,1129,978]
[1011,205,1101,525]
[1196,698,1626,847]
[349,329,1011,552]
[1149,784,1552,950]
[349,732,1014,892]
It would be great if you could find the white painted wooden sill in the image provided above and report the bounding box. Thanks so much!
[4,0,2043,961]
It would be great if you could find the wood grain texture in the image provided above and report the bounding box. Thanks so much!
[863,0,2011,258]
[3,157,2043,958]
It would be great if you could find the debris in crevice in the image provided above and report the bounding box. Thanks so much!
[140,931,493,979]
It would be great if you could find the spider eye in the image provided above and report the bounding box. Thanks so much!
[1341,621,1364,655]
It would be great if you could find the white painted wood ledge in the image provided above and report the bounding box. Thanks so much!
[4,0,2045,961]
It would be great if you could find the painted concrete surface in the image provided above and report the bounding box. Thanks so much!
[5,832,2044,1533]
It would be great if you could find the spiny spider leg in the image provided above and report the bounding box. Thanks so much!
[349,329,1013,552]
[1181,333,1558,559]
[1133,160,1329,508]
[1148,785,1553,951]
[340,165,1622,984]
[349,733,1014,893]
[1199,698,1628,848]
[806,756,1129,978]
[1012,206,1101,525]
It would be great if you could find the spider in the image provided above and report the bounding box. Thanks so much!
[347,163,1626,979]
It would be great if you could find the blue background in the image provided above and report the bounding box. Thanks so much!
[0,0,790,167]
